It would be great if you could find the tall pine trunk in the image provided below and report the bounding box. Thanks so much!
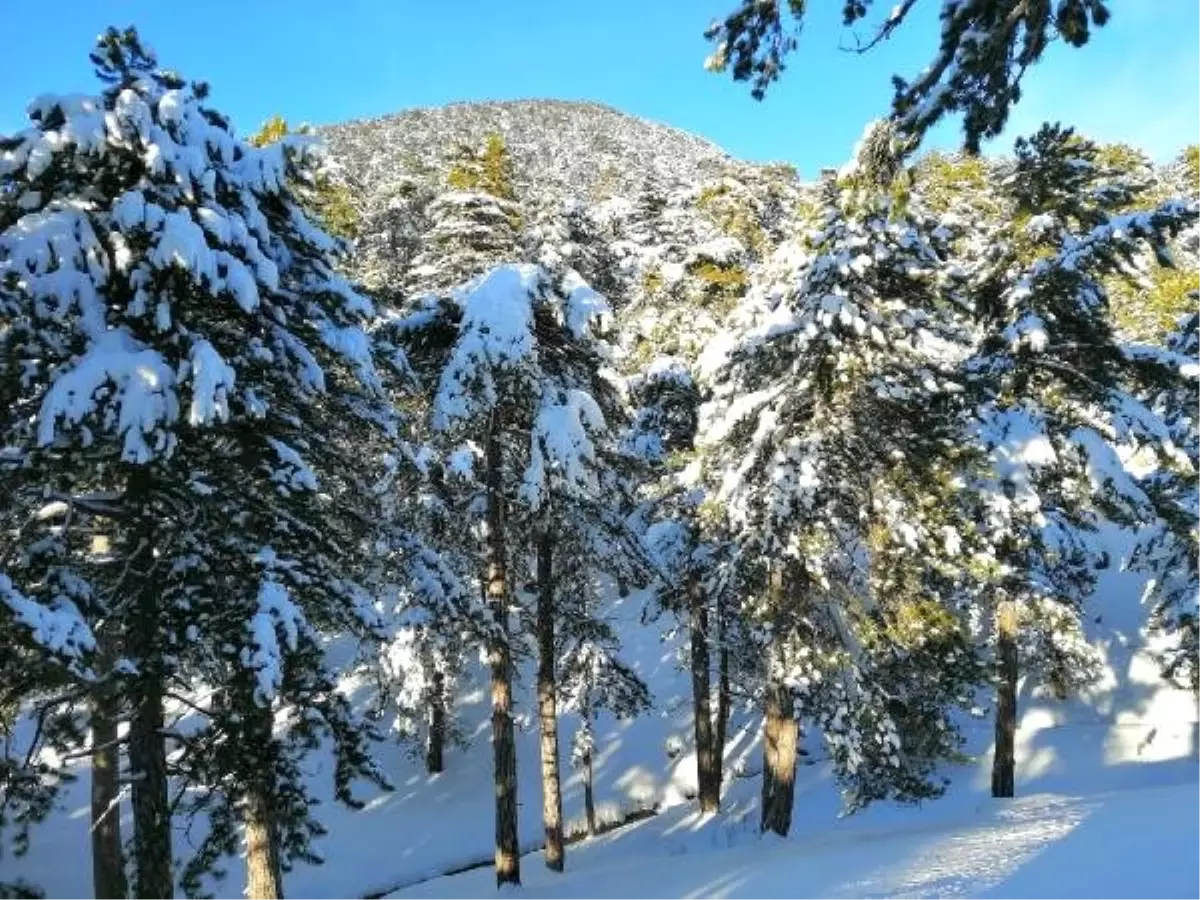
[485,420,520,886]
[581,708,597,837]
[715,597,730,766]
[128,666,171,899]
[992,599,1018,798]
[759,679,797,836]
[426,669,445,775]
[535,532,565,872]
[126,467,173,900]
[688,573,719,813]
[243,703,284,900]
[90,675,127,899]
[243,783,284,900]
[760,564,797,836]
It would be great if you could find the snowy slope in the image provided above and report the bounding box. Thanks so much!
[7,527,1197,898]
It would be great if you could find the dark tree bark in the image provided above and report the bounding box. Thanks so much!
[992,600,1018,799]
[485,420,520,886]
[243,782,284,900]
[715,597,731,768]
[90,676,127,899]
[582,705,597,838]
[426,669,445,775]
[759,678,797,836]
[128,664,172,899]
[125,472,173,900]
[535,532,565,872]
[688,573,719,813]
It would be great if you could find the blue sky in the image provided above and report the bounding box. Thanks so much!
[1,1,1195,176]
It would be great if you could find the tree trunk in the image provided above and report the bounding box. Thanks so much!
[688,573,719,813]
[125,468,174,900]
[128,668,172,899]
[485,420,520,887]
[426,669,445,775]
[759,678,797,837]
[243,782,284,900]
[992,600,1019,799]
[90,677,127,899]
[581,700,597,838]
[536,532,565,872]
[715,597,730,767]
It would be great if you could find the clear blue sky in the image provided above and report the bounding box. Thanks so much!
[1,0,1196,176]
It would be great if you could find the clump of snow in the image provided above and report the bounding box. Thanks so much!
[520,389,607,509]
[37,329,179,463]
[243,579,306,704]
[0,574,95,667]
[433,264,543,430]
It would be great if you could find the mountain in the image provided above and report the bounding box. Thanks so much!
[320,99,742,211]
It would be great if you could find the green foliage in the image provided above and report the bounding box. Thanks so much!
[696,183,767,255]
[914,151,992,213]
[1109,266,1200,341]
[642,267,664,297]
[705,0,1110,153]
[248,115,360,239]
[688,261,748,312]
[248,114,288,148]
[1180,145,1199,191]
[447,132,516,201]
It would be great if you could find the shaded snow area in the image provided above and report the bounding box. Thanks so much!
[10,528,1198,898]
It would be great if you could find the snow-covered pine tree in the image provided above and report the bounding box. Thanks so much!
[388,262,613,885]
[403,135,524,297]
[968,122,1200,796]
[509,267,652,870]
[705,0,1111,151]
[1,27,393,897]
[559,611,651,837]
[700,123,981,834]
[631,354,756,817]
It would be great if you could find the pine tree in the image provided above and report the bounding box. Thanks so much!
[389,263,615,885]
[401,134,525,298]
[968,123,1199,796]
[1,27,393,897]
[559,613,651,836]
[701,124,980,831]
[705,0,1111,151]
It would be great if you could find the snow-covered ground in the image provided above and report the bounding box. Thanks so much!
[7,526,1198,898]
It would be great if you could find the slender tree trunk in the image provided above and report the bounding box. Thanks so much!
[760,564,797,837]
[715,597,730,767]
[582,708,597,837]
[125,469,174,900]
[90,676,127,899]
[688,573,719,813]
[485,420,520,886]
[128,668,172,899]
[426,669,445,774]
[992,600,1019,799]
[535,532,565,872]
[243,782,284,900]
[759,678,797,836]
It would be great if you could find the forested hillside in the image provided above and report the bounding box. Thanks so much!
[1,25,1197,900]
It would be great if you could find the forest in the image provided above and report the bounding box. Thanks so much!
[1,4,1197,899]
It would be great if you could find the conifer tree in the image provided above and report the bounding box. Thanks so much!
[968,124,1199,796]
[701,124,980,833]
[389,263,614,885]
[1,27,392,897]
[705,0,1112,151]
